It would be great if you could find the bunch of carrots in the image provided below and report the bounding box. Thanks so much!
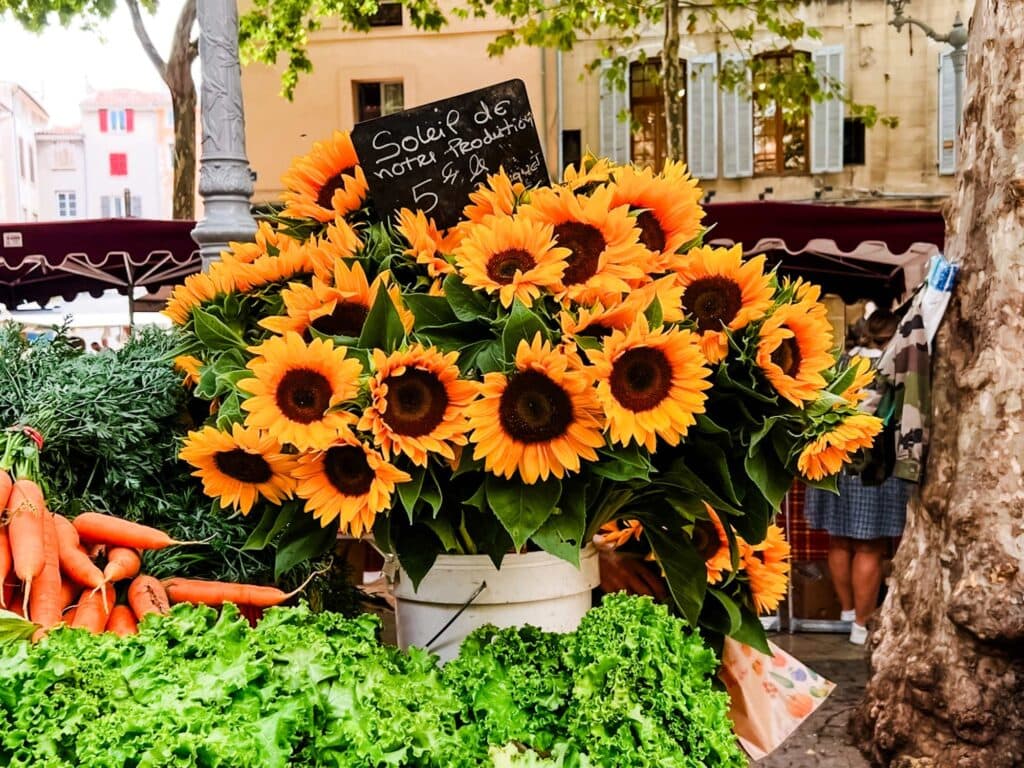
[0,469,316,640]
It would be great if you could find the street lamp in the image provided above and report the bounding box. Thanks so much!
[887,1,968,157]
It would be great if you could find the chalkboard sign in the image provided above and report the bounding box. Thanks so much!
[351,80,549,229]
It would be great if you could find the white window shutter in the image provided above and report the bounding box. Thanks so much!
[720,54,753,179]
[100,196,111,218]
[938,51,956,175]
[811,46,845,173]
[686,54,718,179]
[599,60,631,164]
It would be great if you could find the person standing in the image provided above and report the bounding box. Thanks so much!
[804,309,911,645]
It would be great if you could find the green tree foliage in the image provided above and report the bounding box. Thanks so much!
[239,0,893,164]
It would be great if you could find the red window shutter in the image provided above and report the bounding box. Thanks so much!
[99,109,108,132]
[109,153,128,176]
[125,109,134,132]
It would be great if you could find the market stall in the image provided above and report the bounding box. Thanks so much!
[0,218,199,317]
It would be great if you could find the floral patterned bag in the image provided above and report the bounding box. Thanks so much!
[719,636,835,759]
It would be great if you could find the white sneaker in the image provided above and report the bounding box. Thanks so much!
[840,609,856,623]
[849,623,868,645]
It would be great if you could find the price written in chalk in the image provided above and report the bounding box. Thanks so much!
[351,80,549,229]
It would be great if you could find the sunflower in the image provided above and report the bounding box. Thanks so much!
[174,354,203,388]
[561,154,616,192]
[222,221,294,266]
[742,524,791,615]
[261,259,374,339]
[674,245,775,363]
[696,503,734,585]
[239,332,363,451]
[163,271,234,325]
[797,413,883,480]
[608,161,704,269]
[214,238,319,294]
[179,424,297,515]
[756,300,836,407]
[837,356,875,407]
[453,216,570,308]
[597,519,644,548]
[307,218,363,277]
[281,130,368,222]
[560,275,685,338]
[294,437,411,537]
[396,208,460,278]
[358,345,477,466]
[462,168,525,224]
[519,185,646,305]
[467,334,604,484]
[589,317,712,451]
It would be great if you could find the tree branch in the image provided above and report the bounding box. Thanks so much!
[123,0,167,79]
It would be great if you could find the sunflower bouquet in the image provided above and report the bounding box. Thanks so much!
[167,131,880,646]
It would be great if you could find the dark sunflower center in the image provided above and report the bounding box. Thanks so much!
[609,347,673,412]
[323,445,375,497]
[682,277,744,332]
[635,210,667,253]
[692,519,723,561]
[275,368,333,424]
[309,301,369,338]
[315,165,356,210]
[486,249,536,284]
[580,324,614,339]
[771,337,802,377]
[213,449,272,484]
[498,370,574,444]
[554,222,606,286]
[382,368,449,437]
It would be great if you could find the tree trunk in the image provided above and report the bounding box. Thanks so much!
[124,0,197,220]
[853,3,1024,766]
[164,0,197,220]
[661,0,685,162]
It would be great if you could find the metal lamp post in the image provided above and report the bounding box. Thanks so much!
[887,0,969,159]
[191,0,257,271]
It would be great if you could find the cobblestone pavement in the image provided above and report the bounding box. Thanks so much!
[756,632,872,768]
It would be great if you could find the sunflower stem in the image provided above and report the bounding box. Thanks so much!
[457,518,477,555]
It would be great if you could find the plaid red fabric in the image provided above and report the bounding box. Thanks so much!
[779,482,832,561]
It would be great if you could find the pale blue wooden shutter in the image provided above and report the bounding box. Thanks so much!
[938,51,956,175]
[100,196,111,218]
[720,54,753,179]
[599,60,631,164]
[686,54,718,179]
[811,46,844,173]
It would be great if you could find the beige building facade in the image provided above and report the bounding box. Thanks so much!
[242,0,970,210]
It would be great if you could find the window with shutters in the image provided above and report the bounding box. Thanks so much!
[101,195,125,218]
[109,153,128,176]
[937,51,958,175]
[752,50,810,175]
[108,109,128,132]
[17,137,25,179]
[355,81,404,122]
[628,59,685,173]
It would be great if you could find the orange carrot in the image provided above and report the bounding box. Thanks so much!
[0,469,12,514]
[105,604,138,637]
[127,574,170,619]
[53,515,105,589]
[7,479,47,612]
[102,547,141,584]
[59,580,80,612]
[71,586,115,633]
[164,569,321,609]
[28,513,63,631]
[0,525,10,609]
[62,605,77,625]
[72,513,198,551]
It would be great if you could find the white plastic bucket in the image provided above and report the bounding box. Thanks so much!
[394,547,600,662]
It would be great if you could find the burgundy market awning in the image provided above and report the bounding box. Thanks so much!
[0,218,200,310]
[702,201,945,303]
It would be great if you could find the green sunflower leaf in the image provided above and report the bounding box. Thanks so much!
[530,477,587,566]
[192,307,246,352]
[501,300,548,360]
[243,502,299,551]
[403,293,458,328]
[485,475,561,551]
[643,522,706,627]
[731,604,772,654]
[274,513,339,578]
[443,274,492,321]
[358,283,406,351]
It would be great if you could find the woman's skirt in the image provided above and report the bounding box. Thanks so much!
[804,474,910,540]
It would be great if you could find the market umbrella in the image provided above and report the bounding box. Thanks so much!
[0,218,199,313]
[702,201,944,303]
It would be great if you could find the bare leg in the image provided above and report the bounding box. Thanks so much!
[827,535,855,614]
[852,538,887,626]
